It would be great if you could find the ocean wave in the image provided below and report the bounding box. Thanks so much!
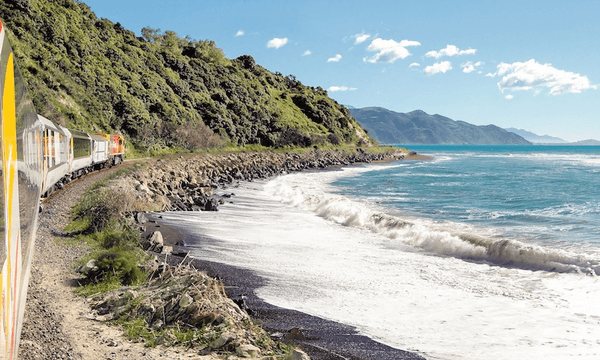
[266,174,600,276]
[469,152,600,167]
[466,202,600,221]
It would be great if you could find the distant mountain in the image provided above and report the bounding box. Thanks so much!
[349,107,531,145]
[570,139,600,145]
[505,128,566,144]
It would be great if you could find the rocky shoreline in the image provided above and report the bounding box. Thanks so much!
[126,148,410,214]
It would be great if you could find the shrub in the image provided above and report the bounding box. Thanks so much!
[327,133,341,145]
[91,220,140,249]
[175,121,224,150]
[69,176,157,234]
[92,247,145,285]
[276,128,311,147]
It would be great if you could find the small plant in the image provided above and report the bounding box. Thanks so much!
[92,247,146,285]
[171,328,196,347]
[91,220,140,249]
[118,318,160,347]
[74,274,122,297]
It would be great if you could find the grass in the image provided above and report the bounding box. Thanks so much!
[63,217,92,233]
[64,167,151,296]
[74,274,123,297]
[114,317,226,349]
[215,143,407,155]
[119,318,159,347]
[54,236,85,247]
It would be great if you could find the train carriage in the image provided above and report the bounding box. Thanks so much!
[38,115,70,196]
[0,19,44,358]
[90,134,109,166]
[67,129,92,177]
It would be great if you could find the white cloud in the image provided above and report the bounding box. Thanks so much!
[267,37,288,49]
[363,38,421,64]
[327,54,342,62]
[409,62,420,68]
[424,61,452,75]
[488,59,598,95]
[505,94,514,100]
[328,86,357,92]
[461,61,483,73]
[425,45,477,59]
[355,33,371,44]
[302,50,312,56]
[235,30,244,37]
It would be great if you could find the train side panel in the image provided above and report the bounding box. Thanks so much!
[90,134,108,166]
[37,115,70,195]
[0,21,44,359]
[69,130,92,176]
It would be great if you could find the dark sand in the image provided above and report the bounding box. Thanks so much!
[145,218,426,360]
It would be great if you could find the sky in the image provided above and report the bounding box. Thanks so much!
[81,0,600,142]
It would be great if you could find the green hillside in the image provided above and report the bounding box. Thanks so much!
[0,0,374,152]
[350,107,531,145]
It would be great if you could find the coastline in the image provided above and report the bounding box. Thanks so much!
[125,148,422,213]
[133,148,429,360]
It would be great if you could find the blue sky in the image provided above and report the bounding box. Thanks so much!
[81,0,600,141]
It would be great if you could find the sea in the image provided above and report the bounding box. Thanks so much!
[156,145,600,360]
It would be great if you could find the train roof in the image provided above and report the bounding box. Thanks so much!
[37,114,64,134]
[70,129,91,139]
[89,134,108,142]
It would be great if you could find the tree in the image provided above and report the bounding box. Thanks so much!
[141,27,161,43]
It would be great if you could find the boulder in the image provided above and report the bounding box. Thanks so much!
[203,198,219,211]
[136,183,151,194]
[209,331,235,349]
[147,231,164,252]
[136,212,149,224]
[284,349,311,360]
[286,328,305,340]
[77,259,98,276]
[237,343,261,358]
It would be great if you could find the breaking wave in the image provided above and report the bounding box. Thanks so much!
[265,174,600,276]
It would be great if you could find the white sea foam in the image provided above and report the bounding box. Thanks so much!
[265,170,600,275]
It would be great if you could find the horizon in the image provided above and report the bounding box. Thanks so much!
[80,0,600,142]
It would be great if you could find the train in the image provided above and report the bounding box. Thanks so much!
[0,19,125,358]
[37,114,125,197]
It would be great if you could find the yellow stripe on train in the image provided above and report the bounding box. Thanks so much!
[1,50,20,360]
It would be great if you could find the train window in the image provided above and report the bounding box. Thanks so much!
[73,137,91,158]
[58,134,68,164]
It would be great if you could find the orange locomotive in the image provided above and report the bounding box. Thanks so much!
[96,133,125,166]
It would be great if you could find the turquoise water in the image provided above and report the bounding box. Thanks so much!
[333,145,600,250]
